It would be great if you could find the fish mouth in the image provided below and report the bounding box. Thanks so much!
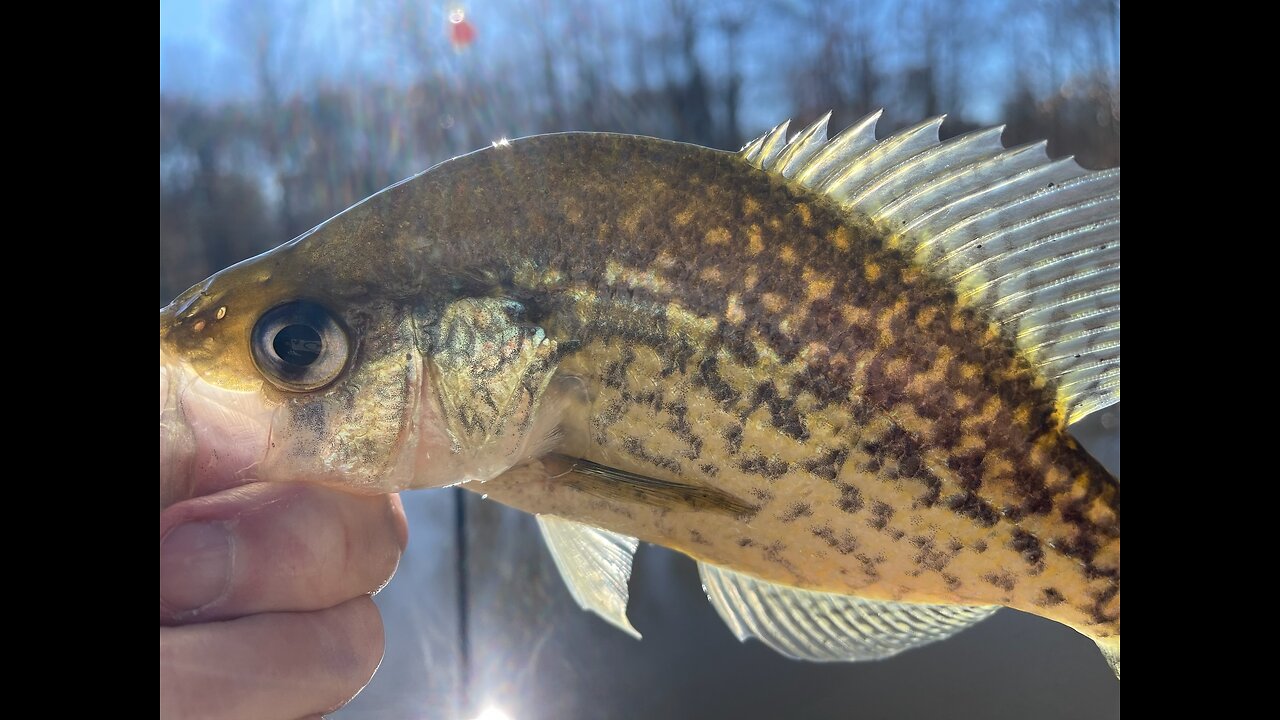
[160,343,273,508]
[160,345,195,508]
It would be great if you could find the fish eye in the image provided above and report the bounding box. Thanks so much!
[251,301,350,392]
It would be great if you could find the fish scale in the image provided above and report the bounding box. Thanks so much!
[160,115,1119,677]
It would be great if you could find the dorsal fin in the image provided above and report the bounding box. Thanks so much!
[741,113,1120,425]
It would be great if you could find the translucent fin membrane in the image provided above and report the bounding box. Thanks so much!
[700,562,997,662]
[1096,637,1120,679]
[537,515,642,638]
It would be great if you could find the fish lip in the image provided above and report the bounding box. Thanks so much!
[160,345,196,508]
[160,343,274,506]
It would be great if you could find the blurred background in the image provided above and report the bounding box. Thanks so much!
[160,1,1120,718]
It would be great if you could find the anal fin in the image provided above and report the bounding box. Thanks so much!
[698,562,998,662]
[1096,636,1120,679]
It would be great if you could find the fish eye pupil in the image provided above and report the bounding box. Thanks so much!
[273,324,322,366]
[252,301,349,391]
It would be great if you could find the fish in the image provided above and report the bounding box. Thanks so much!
[159,111,1120,678]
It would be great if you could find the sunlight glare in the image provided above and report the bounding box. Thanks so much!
[471,705,513,720]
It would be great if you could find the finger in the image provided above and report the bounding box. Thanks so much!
[160,483,408,624]
[160,596,383,720]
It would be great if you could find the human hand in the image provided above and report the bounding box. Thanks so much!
[159,482,408,719]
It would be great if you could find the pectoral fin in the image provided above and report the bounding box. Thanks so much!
[698,562,998,662]
[550,454,758,518]
[537,514,642,639]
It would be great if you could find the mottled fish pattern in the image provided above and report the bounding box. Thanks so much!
[159,122,1120,671]
[387,134,1120,642]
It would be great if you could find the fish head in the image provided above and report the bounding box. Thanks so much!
[159,216,459,506]
[159,146,575,508]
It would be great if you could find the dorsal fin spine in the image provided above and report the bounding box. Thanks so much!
[792,110,882,188]
[773,112,831,178]
[819,116,946,201]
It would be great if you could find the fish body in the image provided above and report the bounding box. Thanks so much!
[160,116,1119,673]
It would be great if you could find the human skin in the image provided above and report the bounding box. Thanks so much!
[159,470,408,719]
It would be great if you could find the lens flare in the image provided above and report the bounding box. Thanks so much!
[471,706,512,720]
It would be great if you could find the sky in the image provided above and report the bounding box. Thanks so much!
[158,0,1095,132]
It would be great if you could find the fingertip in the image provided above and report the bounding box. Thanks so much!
[388,493,409,551]
[162,483,407,623]
[160,598,388,720]
[325,596,386,714]
[159,520,233,622]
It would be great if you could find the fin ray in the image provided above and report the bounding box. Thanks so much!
[740,112,1120,423]
[756,120,792,169]
[699,562,997,662]
[819,117,947,202]
[552,454,758,517]
[848,125,1006,214]
[790,110,882,188]
[772,112,831,178]
[1096,637,1120,679]
[537,515,641,639]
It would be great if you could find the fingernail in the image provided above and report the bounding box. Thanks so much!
[160,521,231,615]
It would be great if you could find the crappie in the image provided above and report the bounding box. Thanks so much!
[159,112,1119,676]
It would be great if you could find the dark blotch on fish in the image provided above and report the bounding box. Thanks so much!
[602,347,635,389]
[697,355,738,405]
[983,572,1017,592]
[746,380,809,441]
[1010,528,1045,567]
[738,454,789,480]
[622,436,682,475]
[868,501,894,530]
[723,423,744,454]
[802,447,850,481]
[837,483,863,514]
[947,491,1001,527]
[812,525,858,554]
[1038,588,1066,606]
[780,502,813,522]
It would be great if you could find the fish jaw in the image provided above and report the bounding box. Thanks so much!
[253,321,457,494]
[160,343,273,508]
[160,308,511,500]
[160,347,194,508]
